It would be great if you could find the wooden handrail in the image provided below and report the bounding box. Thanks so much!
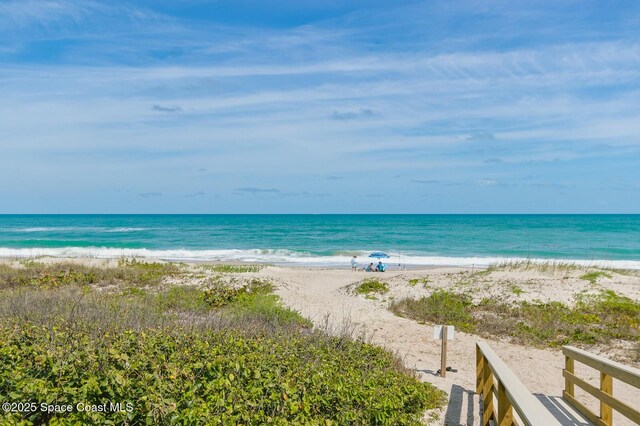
[476,342,561,426]
[563,346,640,426]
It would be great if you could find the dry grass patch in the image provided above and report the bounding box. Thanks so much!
[200,264,265,273]
[488,259,584,274]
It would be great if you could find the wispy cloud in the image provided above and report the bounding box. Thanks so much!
[411,179,440,184]
[483,158,503,164]
[0,0,165,29]
[185,191,206,197]
[2,0,640,212]
[528,183,569,189]
[0,0,95,27]
[234,187,280,194]
[467,132,495,141]
[152,104,182,113]
[475,179,499,186]
[138,192,162,198]
[331,108,374,120]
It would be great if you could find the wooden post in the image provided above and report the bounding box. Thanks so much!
[476,344,484,394]
[565,355,574,398]
[441,326,448,378]
[498,381,513,426]
[600,372,613,426]
[483,362,494,426]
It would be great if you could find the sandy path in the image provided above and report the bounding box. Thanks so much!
[264,267,638,426]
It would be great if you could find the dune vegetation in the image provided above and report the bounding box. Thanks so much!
[0,260,445,425]
[390,289,640,352]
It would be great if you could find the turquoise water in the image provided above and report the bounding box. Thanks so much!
[0,215,639,267]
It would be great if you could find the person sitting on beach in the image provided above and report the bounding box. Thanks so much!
[350,256,358,271]
[365,263,375,272]
[376,261,386,272]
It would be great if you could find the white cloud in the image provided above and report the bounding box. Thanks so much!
[1,0,640,211]
[0,0,169,34]
[0,0,93,27]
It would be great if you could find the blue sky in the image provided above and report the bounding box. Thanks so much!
[1,0,639,213]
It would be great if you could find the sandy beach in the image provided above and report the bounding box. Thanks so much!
[3,257,638,425]
[261,265,640,426]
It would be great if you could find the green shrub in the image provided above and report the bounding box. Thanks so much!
[0,261,180,290]
[155,286,209,313]
[391,289,640,348]
[117,258,180,285]
[202,278,273,308]
[390,290,475,332]
[0,284,446,425]
[223,293,313,329]
[120,287,148,297]
[18,259,45,268]
[200,278,310,328]
[0,263,95,288]
[355,279,389,295]
[408,277,429,288]
[509,284,524,296]
[579,271,613,285]
[0,324,446,425]
[202,284,245,308]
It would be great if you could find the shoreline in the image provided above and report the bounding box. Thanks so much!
[1,250,639,270]
[1,255,452,271]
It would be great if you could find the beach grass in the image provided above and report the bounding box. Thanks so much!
[390,289,640,349]
[487,259,639,278]
[508,283,525,296]
[200,264,266,273]
[408,277,430,288]
[579,271,612,284]
[355,278,390,295]
[600,268,640,277]
[0,259,182,289]
[0,262,445,424]
[389,290,475,332]
[487,259,585,273]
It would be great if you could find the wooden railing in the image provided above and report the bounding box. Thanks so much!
[476,342,561,426]
[563,346,640,426]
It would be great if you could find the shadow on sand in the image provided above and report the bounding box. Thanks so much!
[443,384,480,426]
[439,388,592,425]
[413,368,441,377]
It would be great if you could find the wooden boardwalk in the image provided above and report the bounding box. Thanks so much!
[472,343,640,426]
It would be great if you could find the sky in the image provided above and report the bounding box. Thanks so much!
[1,0,639,213]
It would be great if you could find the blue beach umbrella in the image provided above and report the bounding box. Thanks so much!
[368,251,390,259]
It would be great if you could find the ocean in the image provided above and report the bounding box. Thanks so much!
[0,215,639,268]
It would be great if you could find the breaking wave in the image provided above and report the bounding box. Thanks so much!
[11,227,148,233]
[1,247,639,269]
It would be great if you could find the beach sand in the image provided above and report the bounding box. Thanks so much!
[259,265,639,426]
[4,258,639,425]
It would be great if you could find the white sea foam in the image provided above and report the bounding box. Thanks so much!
[104,228,148,233]
[0,247,639,269]
[11,227,148,233]
[12,227,75,232]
